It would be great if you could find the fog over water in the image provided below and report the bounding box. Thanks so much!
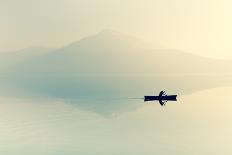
[0,87,232,155]
[0,31,232,154]
[1,0,232,154]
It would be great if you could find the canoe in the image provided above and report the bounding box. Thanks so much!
[144,95,177,102]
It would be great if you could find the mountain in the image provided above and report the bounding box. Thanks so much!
[1,30,232,114]
[5,30,232,76]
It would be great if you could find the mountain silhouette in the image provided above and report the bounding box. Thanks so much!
[3,30,231,76]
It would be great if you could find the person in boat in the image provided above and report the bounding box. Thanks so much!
[159,90,167,97]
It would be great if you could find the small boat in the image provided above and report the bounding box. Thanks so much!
[144,91,177,106]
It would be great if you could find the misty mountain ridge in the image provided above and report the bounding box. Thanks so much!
[2,29,231,76]
[62,29,150,52]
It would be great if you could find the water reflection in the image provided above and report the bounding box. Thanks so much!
[0,87,232,154]
[0,75,232,115]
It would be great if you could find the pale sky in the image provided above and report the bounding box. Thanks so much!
[1,0,232,59]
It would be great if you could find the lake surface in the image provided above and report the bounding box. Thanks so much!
[0,86,232,155]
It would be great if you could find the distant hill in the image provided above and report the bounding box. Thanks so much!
[4,30,232,76]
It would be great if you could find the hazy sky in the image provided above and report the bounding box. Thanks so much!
[1,0,232,59]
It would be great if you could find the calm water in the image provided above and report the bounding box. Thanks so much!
[0,86,232,155]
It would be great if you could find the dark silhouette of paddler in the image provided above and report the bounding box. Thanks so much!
[159,90,166,97]
[158,90,167,106]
